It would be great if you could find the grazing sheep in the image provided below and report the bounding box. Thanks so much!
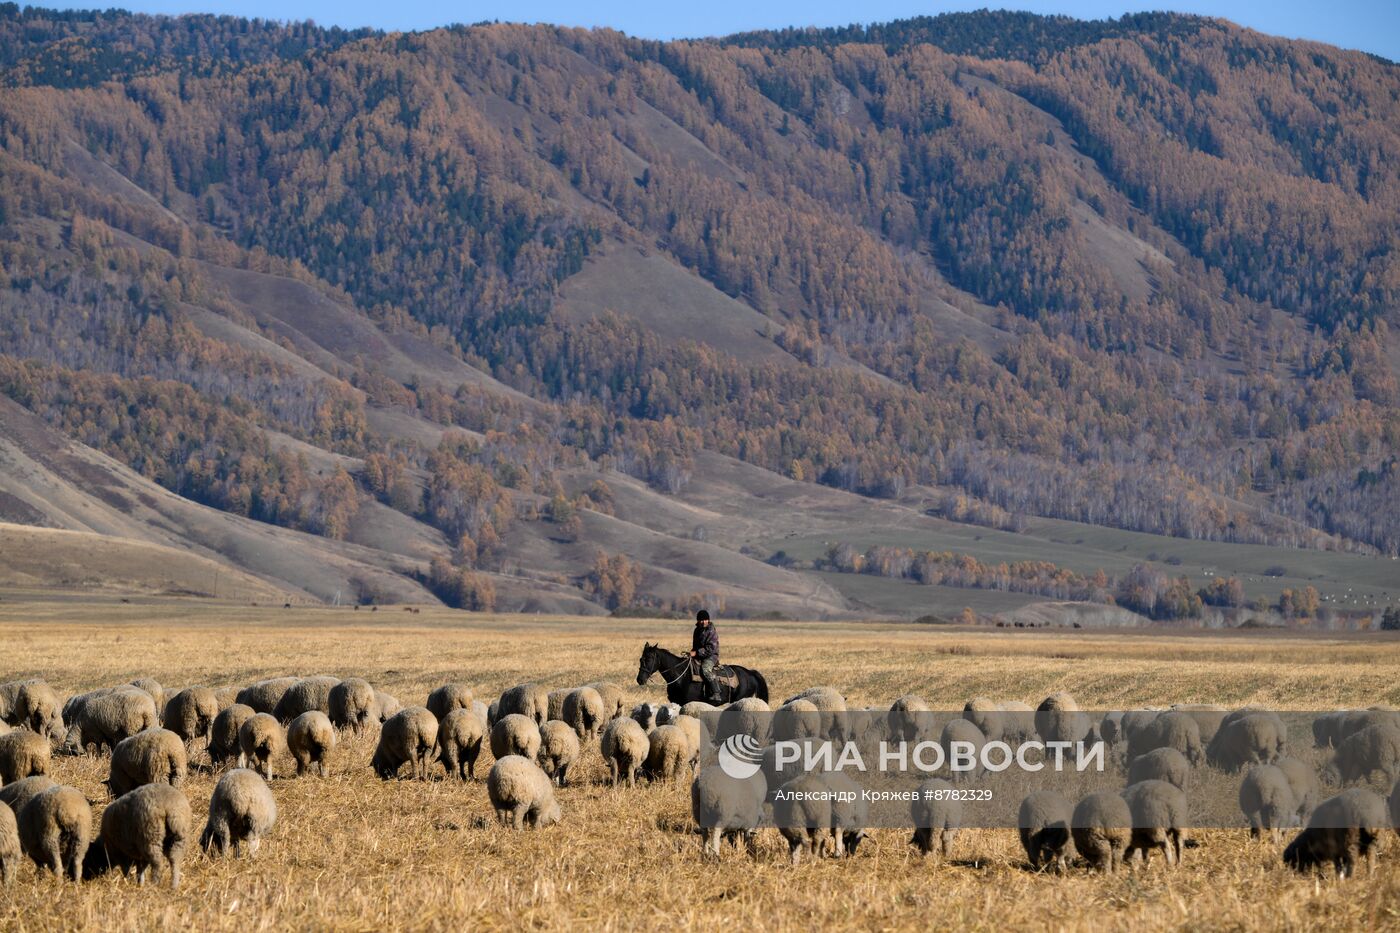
[1313,711,1346,749]
[784,687,845,739]
[87,783,190,888]
[108,729,187,798]
[17,785,90,882]
[273,676,339,723]
[426,684,474,723]
[824,770,869,857]
[1017,790,1072,871]
[209,704,255,768]
[1128,747,1191,792]
[374,690,402,724]
[1036,692,1090,745]
[1071,791,1132,873]
[1390,779,1400,839]
[1275,756,1322,823]
[1334,709,1400,747]
[1123,780,1187,866]
[1099,711,1126,747]
[645,724,690,783]
[238,713,284,781]
[373,707,438,780]
[714,697,771,748]
[470,700,490,724]
[60,686,159,756]
[998,701,1037,743]
[3,681,64,741]
[601,716,649,787]
[672,714,709,773]
[691,764,766,855]
[1170,704,1227,745]
[1221,708,1288,744]
[888,695,931,743]
[1283,788,1388,877]
[562,687,606,741]
[963,697,1007,743]
[0,730,49,784]
[487,756,561,830]
[486,700,500,727]
[586,682,627,720]
[0,800,16,885]
[163,688,219,745]
[1119,709,1163,746]
[654,703,683,726]
[212,686,240,712]
[128,679,166,717]
[1240,765,1298,841]
[680,701,718,720]
[941,718,986,784]
[490,714,542,761]
[0,776,56,814]
[438,709,487,780]
[912,778,964,860]
[287,711,336,777]
[328,679,377,734]
[234,677,299,715]
[1128,711,1205,767]
[546,689,570,724]
[775,772,865,863]
[537,720,580,787]
[774,699,824,744]
[497,684,549,726]
[630,702,659,732]
[200,769,276,857]
[1323,724,1400,786]
[1207,712,1286,772]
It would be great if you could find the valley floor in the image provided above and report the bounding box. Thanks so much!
[1,595,1398,930]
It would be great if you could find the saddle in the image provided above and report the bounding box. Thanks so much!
[688,659,738,688]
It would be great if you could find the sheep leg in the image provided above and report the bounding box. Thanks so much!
[512,805,527,831]
[706,827,721,856]
[788,838,802,866]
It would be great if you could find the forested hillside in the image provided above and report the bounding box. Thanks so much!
[0,6,1396,619]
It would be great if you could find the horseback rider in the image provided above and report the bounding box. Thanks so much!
[690,609,722,703]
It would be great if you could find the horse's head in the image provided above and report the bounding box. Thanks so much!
[636,642,659,686]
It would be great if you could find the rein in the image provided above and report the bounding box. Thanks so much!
[648,649,692,687]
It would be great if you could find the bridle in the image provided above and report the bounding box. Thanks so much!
[643,647,692,686]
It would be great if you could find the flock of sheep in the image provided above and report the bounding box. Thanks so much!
[1,674,1399,891]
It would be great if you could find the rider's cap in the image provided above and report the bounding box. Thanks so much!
[696,609,710,623]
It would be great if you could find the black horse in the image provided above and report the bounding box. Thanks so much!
[636,642,769,705]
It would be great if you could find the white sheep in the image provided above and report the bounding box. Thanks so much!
[586,682,627,720]
[1016,790,1071,871]
[87,783,191,888]
[0,729,49,785]
[537,720,581,787]
[601,716,649,787]
[235,677,299,715]
[200,768,277,857]
[1123,779,1187,866]
[438,708,487,780]
[912,778,964,860]
[490,713,542,761]
[17,785,90,882]
[1071,791,1131,873]
[0,776,56,815]
[287,711,336,777]
[108,728,187,798]
[497,684,549,725]
[373,707,438,780]
[426,684,474,723]
[1239,764,1297,841]
[691,764,765,856]
[163,687,219,745]
[328,679,378,733]
[645,724,690,783]
[273,676,340,723]
[209,704,255,768]
[0,800,17,885]
[60,686,157,755]
[562,687,605,741]
[487,755,561,830]
[238,713,285,781]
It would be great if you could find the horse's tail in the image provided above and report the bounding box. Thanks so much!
[752,669,769,704]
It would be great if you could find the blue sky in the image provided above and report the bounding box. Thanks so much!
[49,0,1400,60]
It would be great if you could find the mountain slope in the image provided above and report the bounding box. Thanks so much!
[0,7,1396,622]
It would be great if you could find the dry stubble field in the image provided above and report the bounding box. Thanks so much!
[2,595,1400,931]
